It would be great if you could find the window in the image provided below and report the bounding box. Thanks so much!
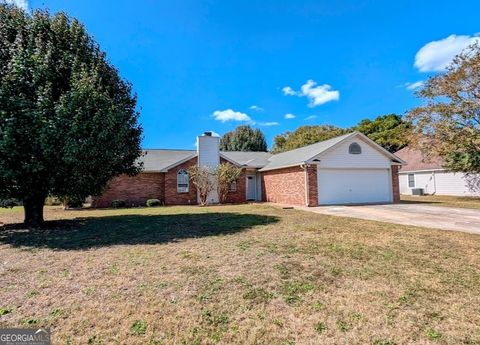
[177,169,189,193]
[408,174,415,188]
[349,142,362,154]
[228,181,237,192]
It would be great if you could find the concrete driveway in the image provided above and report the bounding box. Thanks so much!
[300,204,480,234]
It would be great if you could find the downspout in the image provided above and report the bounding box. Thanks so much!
[432,171,437,195]
[300,162,309,207]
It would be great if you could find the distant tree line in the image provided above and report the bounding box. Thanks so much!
[219,114,412,154]
[271,114,412,153]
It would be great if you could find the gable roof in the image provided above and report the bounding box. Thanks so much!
[141,149,196,172]
[221,151,273,168]
[140,149,273,172]
[141,132,404,173]
[258,133,353,172]
[259,131,404,172]
[394,147,444,172]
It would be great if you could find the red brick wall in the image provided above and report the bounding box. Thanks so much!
[391,165,400,203]
[261,166,306,206]
[92,173,165,208]
[212,158,246,204]
[165,157,198,205]
[306,165,318,207]
[223,168,247,203]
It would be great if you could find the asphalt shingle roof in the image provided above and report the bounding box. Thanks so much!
[140,149,196,172]
[141,132,402,172]
[394,147,443,172]
[258,132,355,171]
[221,151,273,168]
[140,150,273,171]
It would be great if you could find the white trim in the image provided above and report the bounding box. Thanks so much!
[259,162,303,172]
[312,132,405,165]
[352,132,406,164]
[388,167,393,202]
[399,168,446,174]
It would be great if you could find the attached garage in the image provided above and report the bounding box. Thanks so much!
[317,168,392,205]
[260,131,404,207]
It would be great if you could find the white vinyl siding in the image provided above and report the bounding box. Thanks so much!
[399,170,479,196]
[314,137,391,169]
[434,171,475,195]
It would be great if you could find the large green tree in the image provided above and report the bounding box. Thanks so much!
[0,5,143,225]
[219,125,267,152]
[407,43,480,179]
[272,125,346,153]
[354,114,412,153]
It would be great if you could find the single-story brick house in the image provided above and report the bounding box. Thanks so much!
[395,146,479,196]
[93,131,404,207]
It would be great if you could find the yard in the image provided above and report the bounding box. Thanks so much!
[0,205,479,345]
[401,194,480,209]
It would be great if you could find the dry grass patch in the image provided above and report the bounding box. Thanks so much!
[401,194,480,209]
[0,204,479,344]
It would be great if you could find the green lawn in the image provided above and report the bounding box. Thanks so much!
[1,205,479,344]
[401,194,480,209]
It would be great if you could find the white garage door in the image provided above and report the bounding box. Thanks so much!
[318,168,391,205]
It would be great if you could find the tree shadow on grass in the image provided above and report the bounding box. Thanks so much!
[0,212,279,250]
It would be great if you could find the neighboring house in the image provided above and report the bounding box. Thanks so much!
[395,147,479,196]
[93,131,404,207]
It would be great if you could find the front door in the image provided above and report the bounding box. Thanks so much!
[246,175,256,201]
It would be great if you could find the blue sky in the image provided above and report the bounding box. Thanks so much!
[12,0,480,149]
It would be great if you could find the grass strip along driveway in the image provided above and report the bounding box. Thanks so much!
[0,205,479,344]
[401,194,480,210]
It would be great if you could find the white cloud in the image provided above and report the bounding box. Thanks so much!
[282,86,297,96]
[212,109,251,123]
[282,80,340,107]
[305,115,318,120]
[300,80,340,107]
[249,105,264,112]
[404,80,424,90]
[4,0,28,10]
[284,113,296,119]
[258,121,279,127]
[415,34,480,72]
